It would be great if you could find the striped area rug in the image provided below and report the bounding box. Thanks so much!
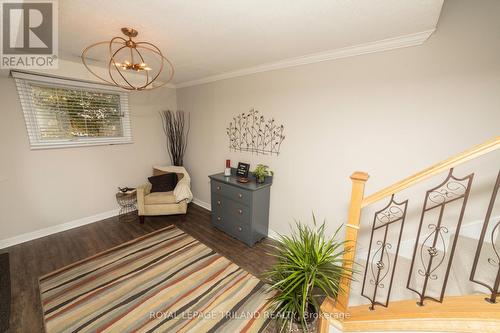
[39,226,274,333]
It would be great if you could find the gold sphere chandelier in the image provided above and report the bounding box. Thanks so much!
[82,27,174,91]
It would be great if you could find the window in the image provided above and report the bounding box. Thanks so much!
[12,71,132,149]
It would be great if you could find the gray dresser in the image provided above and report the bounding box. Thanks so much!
[209,170,272,246]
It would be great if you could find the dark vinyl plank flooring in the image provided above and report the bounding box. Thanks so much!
[5,204,276,333]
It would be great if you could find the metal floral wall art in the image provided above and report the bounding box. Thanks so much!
[226,109,285,155]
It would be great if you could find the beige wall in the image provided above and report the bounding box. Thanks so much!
[0,0,499,245]
[177,0,500,236]
[0,63,176,242]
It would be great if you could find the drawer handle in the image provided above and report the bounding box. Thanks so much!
[237,226,242,232]
[238,209,243,214]
[216,186,221,190]
[238,193,243,199]
[217,200,221,206]
[217,216,222,222]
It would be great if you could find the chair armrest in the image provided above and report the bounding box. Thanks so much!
[137,184,151,215]
[173,180,193,203]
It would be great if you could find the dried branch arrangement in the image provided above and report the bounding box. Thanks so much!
[226,109,285,155]
[160,110,190,166]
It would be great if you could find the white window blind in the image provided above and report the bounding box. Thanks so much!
[12,71,132,149]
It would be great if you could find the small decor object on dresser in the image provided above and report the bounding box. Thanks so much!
[224,159,231,176]
[253,164,274,184]
[209,170,272,246]
[236,162,250,179]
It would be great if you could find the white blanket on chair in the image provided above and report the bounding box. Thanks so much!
[153,165,193,203]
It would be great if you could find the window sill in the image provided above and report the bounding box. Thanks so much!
[29,140,134,150]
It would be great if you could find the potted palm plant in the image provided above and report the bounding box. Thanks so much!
[253,164,274,183]
[265,216,353,332]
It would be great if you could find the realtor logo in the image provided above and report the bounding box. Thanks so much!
[1,0,58,68]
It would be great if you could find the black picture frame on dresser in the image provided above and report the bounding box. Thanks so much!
[209,168,272,246]
[236,162,250,178]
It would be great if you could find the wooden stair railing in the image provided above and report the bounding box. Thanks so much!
[318,136,500,333]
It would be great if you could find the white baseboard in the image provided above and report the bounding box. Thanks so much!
[0,208,120,249]
[267,228,280,240]
[0,197,279,249]
[192,197,211,211]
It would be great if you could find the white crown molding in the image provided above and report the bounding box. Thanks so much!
[0,209,120,249]
[175,29,435,88]
[152,81,177,89]
[49,56,177,89]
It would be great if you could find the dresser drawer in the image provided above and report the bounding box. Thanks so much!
[229,201,250,224]
[211,180,252,206]
[224,220,252,245]
[212,194,251,225]
[211,212,228,230]
[211,200,230,231]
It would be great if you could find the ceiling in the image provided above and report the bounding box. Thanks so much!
[59,0,444,87]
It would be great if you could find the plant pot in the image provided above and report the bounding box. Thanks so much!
[285,318,318,333]
[256,176,265,184]
[273,304,318,333]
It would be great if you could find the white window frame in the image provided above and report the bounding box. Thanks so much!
[12,71,133,149]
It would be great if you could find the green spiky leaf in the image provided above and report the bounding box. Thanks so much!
[264,215,356,332]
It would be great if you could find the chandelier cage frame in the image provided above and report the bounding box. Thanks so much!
[81,28,174,91]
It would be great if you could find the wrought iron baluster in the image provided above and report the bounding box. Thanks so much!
[406,168,474,306]
[361,194,408,310]
[470,169,500,303]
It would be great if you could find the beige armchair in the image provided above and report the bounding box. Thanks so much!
[137,166,193,223]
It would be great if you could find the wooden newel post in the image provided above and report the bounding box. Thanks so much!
[337,171,369,312]
[318,171,369,333]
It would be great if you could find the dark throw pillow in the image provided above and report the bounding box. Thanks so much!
[148,172,178,193]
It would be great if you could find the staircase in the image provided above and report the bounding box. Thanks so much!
[350,222,499,307]
[318,137,500,333]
